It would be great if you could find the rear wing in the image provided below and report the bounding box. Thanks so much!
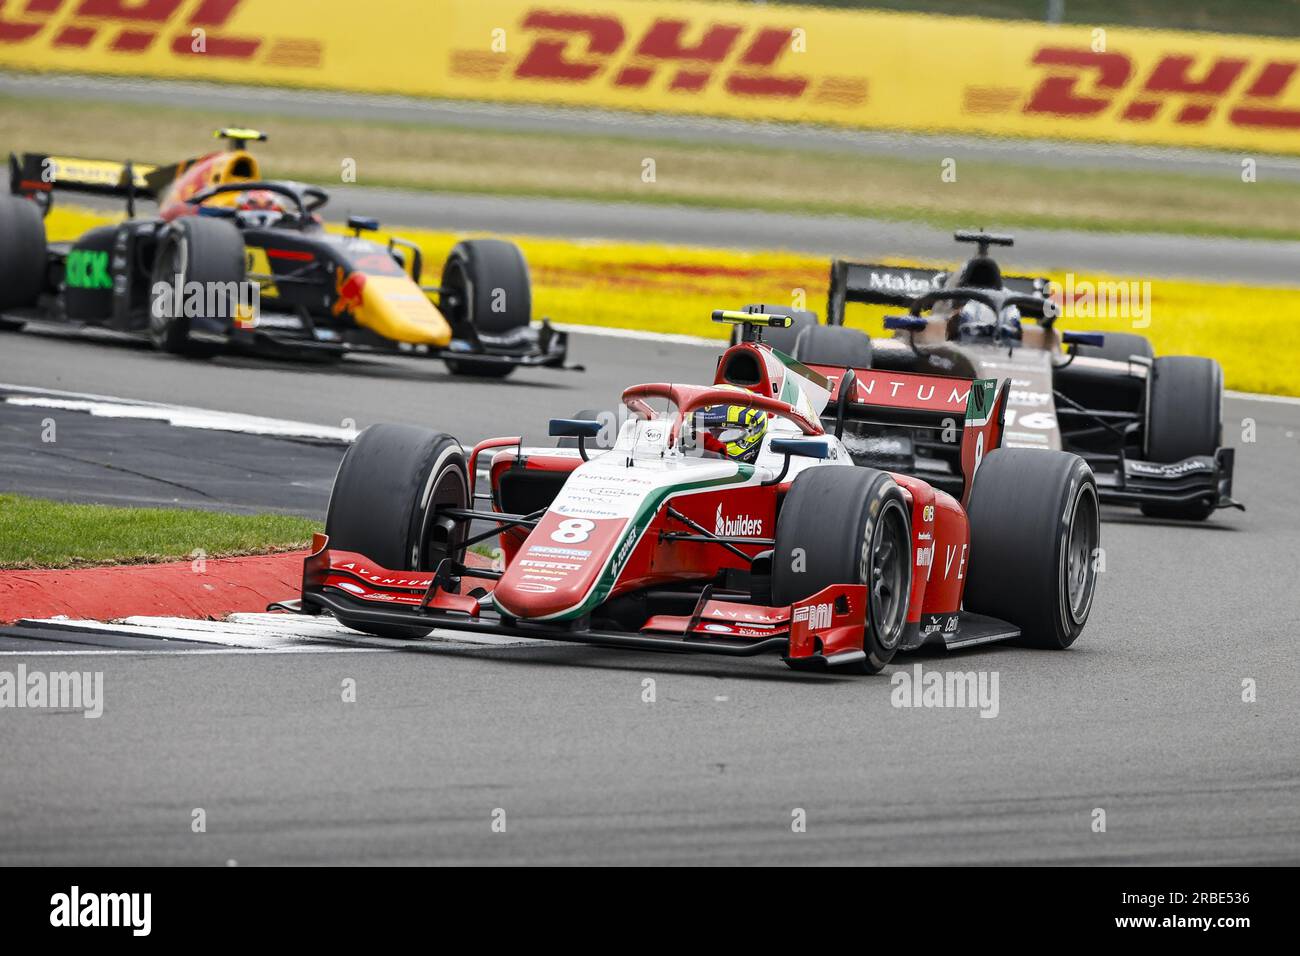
[811,362,1010,505]
[8,152,180,215]
[826,261,1052,324]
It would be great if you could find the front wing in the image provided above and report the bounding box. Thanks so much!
[228,316,576,369]
[1088,447,1242,512]
[280,540,870,666]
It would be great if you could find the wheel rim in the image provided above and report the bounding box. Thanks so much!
[865,500,909,649]
[440,257,470,330]
[419,460,469,570]
[149,239,184,338]
[1063,483,1099,624]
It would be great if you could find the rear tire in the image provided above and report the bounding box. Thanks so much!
[964,448,1099,649]
[0,195,46,312]
[440,239,531,378]
[325,424,470,639]
[1140,356,1223,521]
[148,216,245,356]
[793,323,873,369]
[773,467,911,674]
[1074,331,1154,363]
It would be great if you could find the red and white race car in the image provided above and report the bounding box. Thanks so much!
[278,311,1101,674]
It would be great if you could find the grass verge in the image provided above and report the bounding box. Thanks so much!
[0,494,320,570]
[4,92,1300,241]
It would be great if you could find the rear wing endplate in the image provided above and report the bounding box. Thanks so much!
[810,362,1009,501]
[8,151,175,216]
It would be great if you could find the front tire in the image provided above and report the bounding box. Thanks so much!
[1075,331,1154,363]
[964,448,1099,649]
[0,195,46,313]
[773,467,911,673]
[148,216,246,356]
[325,424,470,639]
[1140,356,1223,521]
[440,239,531,378]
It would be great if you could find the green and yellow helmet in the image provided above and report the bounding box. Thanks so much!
[696,384,769,463]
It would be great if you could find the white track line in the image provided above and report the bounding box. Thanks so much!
[225,612,544,648]
[11,612,543,654]
[0,646,375,657]
[1,391,356,443]
[1225,389,1300,406]
[553,322,719,348]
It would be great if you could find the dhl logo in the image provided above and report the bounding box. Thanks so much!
[1023,47,1300,131]
[453,9,867,106]
[0,0,321,67]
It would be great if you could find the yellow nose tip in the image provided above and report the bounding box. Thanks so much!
[355,275,452,346]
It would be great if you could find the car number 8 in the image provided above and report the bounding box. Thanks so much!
[551,518,596,543]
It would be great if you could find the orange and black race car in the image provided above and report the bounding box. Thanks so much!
[0,129,573,377]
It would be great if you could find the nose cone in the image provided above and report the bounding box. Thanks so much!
[494,512,631,621]
[351,274,452,346]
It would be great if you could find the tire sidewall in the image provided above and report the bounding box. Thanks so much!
[861,492,912,668]
[1055,465,1099,643]
[148,228,190,351]
[411,441,471,570]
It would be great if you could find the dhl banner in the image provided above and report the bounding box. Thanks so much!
[3,0,1300,154]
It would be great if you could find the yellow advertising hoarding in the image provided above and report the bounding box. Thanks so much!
[2,0,1299,154]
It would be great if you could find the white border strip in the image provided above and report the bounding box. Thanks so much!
[0,384,357,442]
[1225,389,1300,406]
[553,322,720,347]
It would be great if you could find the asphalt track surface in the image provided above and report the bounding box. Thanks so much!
[6,71,1300,285]
[1,325,1298,864]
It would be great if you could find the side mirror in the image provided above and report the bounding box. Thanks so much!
[884,314,928,332]
[348,215,380,234]
[770,438,829,460]
[1062,331,1104,348]
[548,419,602,439]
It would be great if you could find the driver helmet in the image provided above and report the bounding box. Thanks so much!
[234,189,289,228]
[694,384,769,464]
[957,300,1022,342]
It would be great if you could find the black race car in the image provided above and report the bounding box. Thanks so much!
[0,129,573,377]
[746,231,1240,521]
